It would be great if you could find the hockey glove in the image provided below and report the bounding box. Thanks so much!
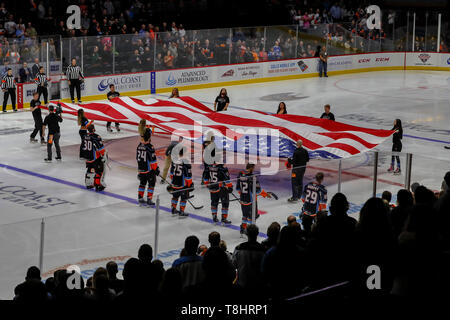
[154,167,160,177]
[285,160,292,169]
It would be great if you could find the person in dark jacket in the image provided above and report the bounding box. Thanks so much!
[19,62,32,83]
[232,224,266,292]
[390,189,413,239]
[286,140,310,202]
[14,266,48,302]
[388,119,403,174]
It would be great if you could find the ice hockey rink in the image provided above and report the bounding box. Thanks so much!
[1,70,450,299]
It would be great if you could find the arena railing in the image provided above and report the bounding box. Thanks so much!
[1,149,448,299]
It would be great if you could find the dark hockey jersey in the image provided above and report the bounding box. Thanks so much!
[236,170,262,204]
[203,164,232,192]
[170,160,193,189]
[136,142,158,173]
[83,133,105,162]
[301,181,327,216]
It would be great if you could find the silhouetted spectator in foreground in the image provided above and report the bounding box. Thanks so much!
[352,197,397,296]
[172,236,205,290]
[14,266,47,302]
[308,193,357,287]
[261,225,308,299]
[390,189,413,239]
[186,247,238,302]
[106,261,124,295]
[232,224,266,293]
[262,222,280,251]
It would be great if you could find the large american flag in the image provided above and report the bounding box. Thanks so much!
[48,96,393,159]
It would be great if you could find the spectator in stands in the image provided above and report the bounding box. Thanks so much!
[106,261,124,295]
[31,58,40,78]
[330,3,342,22]
[262,222,280,251]
[436,172,450,248]
[287,215,297,226]
[208,231,221,248]
[261,225,308,298]
[394,197,441,297]
[172,235,205,290]
[163,50,174,68]
[19,61,32,83]
[353,197,396,295]
[160,268,182,300]
[276,102,287,114]
[186,246,237,302]
[381,190,394,209]
[14,266,47,302]
[308,193,357,287]
[138,243,161,293]
[232,224,266,292]
[320,104,335,120]
[390,189,413,239]
[219,240,233,261]
[115,257,146,303]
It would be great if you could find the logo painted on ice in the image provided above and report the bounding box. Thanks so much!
[166,73,177,86]
[418,53,431,63]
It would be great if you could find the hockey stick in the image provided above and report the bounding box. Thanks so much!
[158,175,204,210]
[267,191,279,200]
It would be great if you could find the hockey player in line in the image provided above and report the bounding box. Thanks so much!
[300,172,327,235]
[136,128,160,206]
[168,147,193,217]
[236,163,270,235]
[203,161,232,225]
[83,124,107,191]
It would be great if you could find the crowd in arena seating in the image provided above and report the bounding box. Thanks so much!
[12,171,450,305]
[0,1,448,78]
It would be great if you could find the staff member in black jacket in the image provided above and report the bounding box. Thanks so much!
[286,139,310,202]
[43,104,63,162]
[34,66,49,104]
[2,68,17,112]
[106,84,120,132]
[29,92,45,144]
[31,58,40,78]
[66,58,84,104]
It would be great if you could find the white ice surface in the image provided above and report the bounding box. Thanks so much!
[0,70,449,299]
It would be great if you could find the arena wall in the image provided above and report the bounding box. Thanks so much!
[2,52,449,110]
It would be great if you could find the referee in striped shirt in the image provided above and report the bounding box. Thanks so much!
[2,68,17,112]
[35,66,49,104]
[66,58,84,103]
